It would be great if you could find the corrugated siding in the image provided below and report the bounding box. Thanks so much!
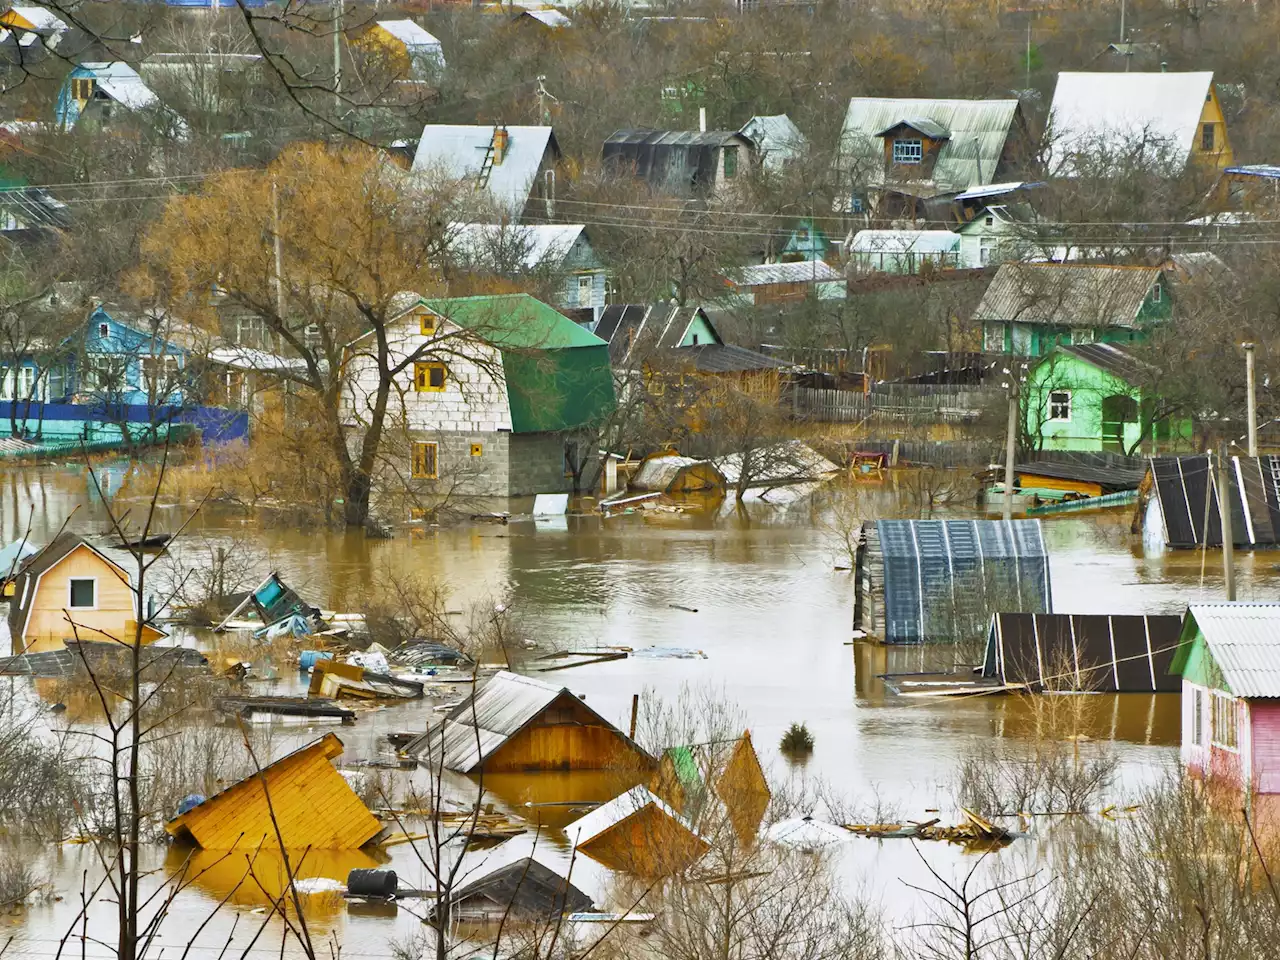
[1252,702,1280,793]
[875,519,1051,643]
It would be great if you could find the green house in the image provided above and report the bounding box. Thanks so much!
[1024,342,1192,454]
[975,263,1171,356]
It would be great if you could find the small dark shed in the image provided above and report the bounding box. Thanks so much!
[983,612,1182,692]
[1142,455,1280,549]
[433,858,594,922]
[602,129,755,194]
[855,519,1051,644]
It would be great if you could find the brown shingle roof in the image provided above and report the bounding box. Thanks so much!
[972,263,1163,329]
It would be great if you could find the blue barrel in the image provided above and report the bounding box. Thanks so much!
[298,651,334,671]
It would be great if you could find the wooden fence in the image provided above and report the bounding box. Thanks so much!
[794,386,1003,424]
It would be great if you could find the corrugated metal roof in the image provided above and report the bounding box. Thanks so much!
[566,786,696,846]
[680,343,792,373]
[729,260,842,286]
[1047,72,1214,174]
[874,117,950,140]
[411,125,556,216]
[1227,165,1280,180]
[376,19,442,48]
[448,223,585,270]
[1186,604,1280,697]
[739,114,805,170]
[849,230,960,255]
[605,129,746,148]
[953,181,1041,201]
[1054,342,1151,383]
[79,62,160,110]
[840,98,1021,193]
[972,263,1163,329]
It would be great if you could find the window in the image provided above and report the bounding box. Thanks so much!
[1151,283,1162,303]
[893,138,923,164]
[470,443,483,457]
[1202,123,1216,151]
[16,366,34,401]
[416,310,436,336]
[70,78,95,100]
[1192,687,1204,746]
[723,145,739,179]
[411,441,438,479]
[142,354,181,393]
[1048,390,1072,422]
[414,362,446,392]
[564,440,579,478]
[68,578,95,609]
[985,215,995,227]
[98,322,109,340]
[691,333,700,345]
[1211,692,1238,749]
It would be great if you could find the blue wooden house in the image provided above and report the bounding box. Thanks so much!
[73,306,189,406]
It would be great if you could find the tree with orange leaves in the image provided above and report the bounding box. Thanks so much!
[137,141,487,527]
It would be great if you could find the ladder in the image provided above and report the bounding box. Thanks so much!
[475,133,496,191]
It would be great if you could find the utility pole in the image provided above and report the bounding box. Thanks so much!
[1025,21,1031,91]
[1245,341,1258,457]
[1003,371,1018,522]
[332,0,344,113]
[271,177,285,322]
[1218,445,1236,601]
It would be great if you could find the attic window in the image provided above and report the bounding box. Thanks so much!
[692,334,699,345]
[1202,123,1216,151]
[985,215,994,226]
[1151,284,1162,303]
[98,323,109,339]
[892,139,923,165]
[417,311,436,336]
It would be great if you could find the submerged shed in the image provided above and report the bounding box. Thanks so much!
[402,670,654,774]
[631,453,725,495]
[1141,455,1280,550]
[165,733,381,850]
[650,730,770,845]
[855,519,1052,644]
[983,612,1182,692]
[567,785,708,876]
[434,857,594,922]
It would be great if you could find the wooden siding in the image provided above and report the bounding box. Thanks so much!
[718,731,771,844]
[1194,87,1234,169]
[484,693,648,773]
[1253,701,1280,794]
[577,805,709,876]
[165,734,381,850]
[20,545,160,653]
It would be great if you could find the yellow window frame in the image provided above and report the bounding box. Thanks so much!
[411,441,438,479]
[417,310,437,336]
[414,361,447,392]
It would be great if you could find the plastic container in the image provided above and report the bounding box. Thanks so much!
[347,868,398,898]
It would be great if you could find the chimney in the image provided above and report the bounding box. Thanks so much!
[492,126,509,166]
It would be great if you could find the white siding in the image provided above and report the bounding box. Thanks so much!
[344,313,513,433]
[1182,679,1209,774]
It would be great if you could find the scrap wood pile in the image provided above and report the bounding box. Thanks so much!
[845,808,1015,846]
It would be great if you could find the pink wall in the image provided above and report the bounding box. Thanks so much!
[1252,702,1280,794]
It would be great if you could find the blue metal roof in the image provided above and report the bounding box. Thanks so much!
[1226,165,1280,180]
[875,519,1052,643]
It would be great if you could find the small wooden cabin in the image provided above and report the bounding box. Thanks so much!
[165,733,381,849]
[404,671,655,774]
[567,785,709,876]
[434,858,594,923]
[7,533,166,654]
[1172,604,1280,795]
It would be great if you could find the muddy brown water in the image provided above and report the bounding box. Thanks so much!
[1,464,1275,955]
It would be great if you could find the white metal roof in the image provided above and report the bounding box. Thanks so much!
[207,346,308,374]
[1185,604,1280,698]
[1047,71,1215,174]
[953,181,1034,202]
[729,260,841,285]
[739,114,806,170]
[376,19,442,48]
[411,125,555,216]
[850,229,960,255]
[566,786,695,846]
[523,9,572,27]
[7,6,66,33]
[765,817,852,851]
[448,223,585,269]
[79,62,161,111]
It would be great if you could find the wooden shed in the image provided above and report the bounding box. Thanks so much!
[433,857,595,923]
[165,733,381,849]
[403,671,655,774]
[650,731,771,845]
[567,785,709,876]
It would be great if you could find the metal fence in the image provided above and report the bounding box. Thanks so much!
[794,386,1003,424]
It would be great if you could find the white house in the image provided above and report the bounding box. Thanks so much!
[411,125,560,222]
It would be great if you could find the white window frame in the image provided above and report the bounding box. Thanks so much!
[1192,687,1204,746]
[1211,691,1238,751]
[577,274,594,308]
[893,138,923,164]
[1048,390,1072,422]
[67,577,98,610]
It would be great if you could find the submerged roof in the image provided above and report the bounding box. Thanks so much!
[1048,71,1216,173]
[445,858,594,919]
[566,785,693,846]
[1180,604,1280,698]
[1147,455,1280,549]
[411,125,556,215]
[984,612,1182,692]
[972,263,1163,329]
[840,98,1021,192]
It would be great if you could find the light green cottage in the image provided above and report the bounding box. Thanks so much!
[975,262,1171,356]
[1024,342,1193,454]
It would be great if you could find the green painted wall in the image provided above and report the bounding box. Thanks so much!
[1024,348,1192,453]
[680,313,718,347]
[1173,629,1229,692]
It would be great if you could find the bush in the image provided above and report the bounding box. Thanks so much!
[780,722,815,756]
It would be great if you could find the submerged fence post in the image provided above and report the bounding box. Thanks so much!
[629,693,639,740]
[1218,446,1236,601]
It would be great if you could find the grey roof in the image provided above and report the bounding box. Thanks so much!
[1185,604,1280,698]
[594,304,721,367]
[402,670,643,773]
[0,640,206,678]
[875,117,951,140]
[739,114,806,169]
[953,180,1042,202]
[443,858,594,920]
[728,260,843,286]
[972,263,1163,329]
[840,98,1022,193]
[1054,342,1151,383]
[677,343,791,373]
[411,125,557,216]
[604,129,748,148]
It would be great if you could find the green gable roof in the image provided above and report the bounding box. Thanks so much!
[424,294,616,433]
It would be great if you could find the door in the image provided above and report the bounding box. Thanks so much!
[1101,394,1138,453]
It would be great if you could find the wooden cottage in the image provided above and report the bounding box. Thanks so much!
[566,785,709,876]
[165,733,382,849]
[7,533,166,654]
[650,730,771,845]
[433,858,594,923]
[1172,604,1280,794]
[404,671,654,774]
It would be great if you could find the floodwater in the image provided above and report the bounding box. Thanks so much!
[0,463,1274,957]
